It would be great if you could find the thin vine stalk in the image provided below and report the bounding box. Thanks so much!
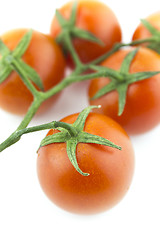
[0,31,154,152]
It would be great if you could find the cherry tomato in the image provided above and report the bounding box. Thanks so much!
[37,112,134,214]
[132,12,160,43]
[88,47,160,135]
[0,29,66,115]
[50,0,122,67]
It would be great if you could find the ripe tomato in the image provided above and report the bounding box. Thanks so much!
[132,12,160,43]
[0,29,66,115]
[50,0,122,67]
[37,112,134,214]
[88,47,160,135]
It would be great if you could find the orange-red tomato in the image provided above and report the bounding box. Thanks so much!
[132,12,160,42]
[88,47,160,135]
[0,29,66,115]
[37,112,134,214]
[50,0,122,67]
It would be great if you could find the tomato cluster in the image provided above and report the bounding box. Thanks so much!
[1,0,160,215]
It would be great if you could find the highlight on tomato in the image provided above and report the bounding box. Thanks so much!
[132,12,160,54]
[50,0,122,67]
[0,29,66,115]
[37,106,134,215]
[88,47,160,135]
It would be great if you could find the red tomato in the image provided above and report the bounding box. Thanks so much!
[50,0,122,67]
[0,29,66,115]
[132,12,160,43]
[37,112,134,214]
[88,47,160,135]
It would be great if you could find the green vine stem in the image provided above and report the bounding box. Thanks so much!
[0,36,157,152]
[0,119,76,152]
[0,11,159,153]
[0,67,120,153]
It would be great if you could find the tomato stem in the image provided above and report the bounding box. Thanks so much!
[0,26,159,153]
[16,98,43,130]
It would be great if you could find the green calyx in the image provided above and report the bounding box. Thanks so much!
[90,48,160,116]
[0,29,44,91]
[39,105,121,176]
[141,19,160,54]
[55,1,104,57]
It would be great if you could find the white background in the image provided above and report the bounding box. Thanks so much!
[0,0,160,239]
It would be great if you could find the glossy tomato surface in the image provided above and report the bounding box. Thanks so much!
[0,29,66,115]
[132,12,160,42]
[50,0,122,67]
[37,112,134,214]
[88,47,160,135]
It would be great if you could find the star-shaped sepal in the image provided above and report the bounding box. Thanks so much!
[0,30,44,91]
[90,48,160,116]
[38,106,121,176]
[55,1,104,51]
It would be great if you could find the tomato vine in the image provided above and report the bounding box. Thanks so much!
[0,2,160,153]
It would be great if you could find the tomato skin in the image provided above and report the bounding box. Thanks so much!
[88,47,160,135]
[132,12,160,42]
[50,0,122,67]
[0,29,66,115]
[37,112,134,214]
